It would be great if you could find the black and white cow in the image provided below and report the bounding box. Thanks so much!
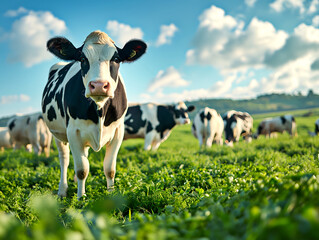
[222,110,253,147]
[41,30,146,198]
[7,112,52,156]
[124,102,195,150]
[255,115,297,138]
[192,107,224,147]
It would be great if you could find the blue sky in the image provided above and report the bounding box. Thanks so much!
[1,0,319,117]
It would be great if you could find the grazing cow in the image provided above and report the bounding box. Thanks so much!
[256,115,297,138]
[223,110,253,147]
[7,112,52,156]
[124,102,195,150]
[42,30,146,198]
[192,107,224,147]
[0,127,13,151]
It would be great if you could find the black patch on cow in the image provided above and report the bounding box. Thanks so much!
[63,71,127,126]
[257,125,263,135]
[156,106,176,138]
[125,106,146,134]
[38,115,43,120]
[280,116,286,125]
[192,123,196,132]
[26,117,30,125]
[8,119,15,131]
[146,121,153,133]
[224,115,237,142]
[102,80,127,127]
[48,106,57,121]
[80,55,90,77]
[42,62,74,117]
[110,61,119,81]
[48,69,58,81]
[291,116,295,122]
[316,123,319,134]
[200,111,212,123]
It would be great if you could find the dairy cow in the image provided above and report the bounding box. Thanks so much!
[192,107,224,147]
[42,30,146,198]
[223,110,253,147]
[124,102,195,150]
[256,115,297,138]
[7,112,52,156]
[0,127,13,151]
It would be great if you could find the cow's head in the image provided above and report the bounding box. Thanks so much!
[47,30,147,109]
[169,102,195,125]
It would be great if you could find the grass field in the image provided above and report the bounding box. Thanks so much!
[1,108,319,239]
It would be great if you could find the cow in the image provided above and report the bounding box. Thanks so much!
[124,102,195,151]
[255,115,297,138]
[191,107,224,148]
[0,127,13,151]
[7,112,52,156]
[41,30,146,198]
[222,110,253,147]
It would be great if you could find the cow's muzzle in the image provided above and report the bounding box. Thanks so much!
[88,80,109,96]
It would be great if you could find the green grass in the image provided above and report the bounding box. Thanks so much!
[1,110,319,239]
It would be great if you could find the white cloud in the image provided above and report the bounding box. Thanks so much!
[309,0,319,14]
[4,7,28,17]
[187,6,288,72]
[5,9,66,67]
[312,15,319,26]
[148,66,190,92]
[0,94,30,104]
[155,24,178,46]
[106,20,143,47]
[270,0,305,14]
[245,0,257,7]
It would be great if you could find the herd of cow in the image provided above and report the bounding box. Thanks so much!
[0,31,306,198]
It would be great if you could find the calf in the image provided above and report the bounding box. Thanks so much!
[124,102,195,150]
[42,30,146,198]
[0,127,13,151]
[223,110,253,147]
[192,107,223,147]
[256,115,297,138]
[7,112,52,156]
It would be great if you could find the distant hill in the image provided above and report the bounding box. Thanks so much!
[185,91,319,119]
[1,92,319,127]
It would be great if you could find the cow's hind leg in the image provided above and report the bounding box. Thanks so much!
[55,138,70,197]
[104,124,124,191]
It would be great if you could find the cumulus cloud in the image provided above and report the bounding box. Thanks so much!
[186,6,288,72]
[148,66,190,92]
[313,15,319,26]
[106,20,143,47]
[270,0,305,14]
[4,7,28,17]
[0,94,30,104]
[309,0,319,14]
[245,0,257,7]
[155,24,178,46]
[4,9,66,67]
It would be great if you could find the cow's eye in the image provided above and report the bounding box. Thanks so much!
[113,57,120,63]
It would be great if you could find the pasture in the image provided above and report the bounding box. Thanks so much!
[1,108,319,239]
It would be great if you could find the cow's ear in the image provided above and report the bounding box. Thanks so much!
[47,37,81,61]
[187,105,195,112]
[118,40,147,62]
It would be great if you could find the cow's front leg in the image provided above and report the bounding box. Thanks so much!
[68,129,90,198]
[55,138,70,197]
[104,124,124,191]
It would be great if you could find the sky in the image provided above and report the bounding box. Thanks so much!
[1,0,319,117]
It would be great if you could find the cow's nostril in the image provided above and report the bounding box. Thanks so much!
[89,82,95,90]
[103,83,109,89]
